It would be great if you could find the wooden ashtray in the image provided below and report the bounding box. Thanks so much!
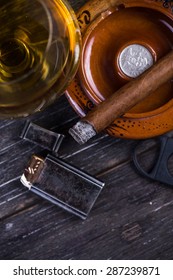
[66,0,173,139]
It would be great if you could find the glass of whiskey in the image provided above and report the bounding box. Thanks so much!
[0,0,81,118]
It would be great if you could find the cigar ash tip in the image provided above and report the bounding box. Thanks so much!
[69,121,96,144]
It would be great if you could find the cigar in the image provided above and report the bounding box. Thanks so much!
[69,50,173,144]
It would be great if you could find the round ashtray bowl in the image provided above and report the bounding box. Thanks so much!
[66,0,173,139]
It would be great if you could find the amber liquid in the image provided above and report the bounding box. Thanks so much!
[0,0,80,117]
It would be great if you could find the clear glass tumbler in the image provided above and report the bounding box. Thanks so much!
[0,0,81,118]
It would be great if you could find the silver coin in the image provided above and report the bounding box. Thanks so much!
[118,44,154,78]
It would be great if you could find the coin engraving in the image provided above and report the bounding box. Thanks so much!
[119,44,154,78]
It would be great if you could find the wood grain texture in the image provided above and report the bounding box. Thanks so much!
[1,0,173,260]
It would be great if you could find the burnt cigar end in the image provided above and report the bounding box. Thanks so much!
[69,121,96,144]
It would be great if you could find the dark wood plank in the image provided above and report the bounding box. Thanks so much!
[1,157,173,260]
[1,95,173,260]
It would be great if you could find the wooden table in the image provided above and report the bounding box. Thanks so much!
[1,0,173,260]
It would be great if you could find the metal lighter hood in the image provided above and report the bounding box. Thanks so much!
[20,121,65,153]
